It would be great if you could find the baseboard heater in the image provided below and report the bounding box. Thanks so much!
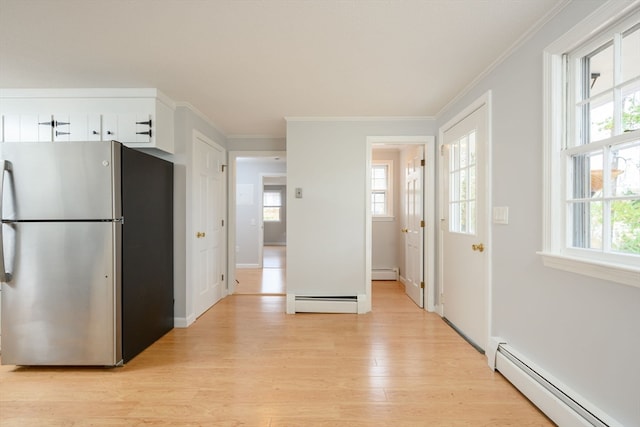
[372,267,399,281]
[293,296,358,313]
[495,344,620,427]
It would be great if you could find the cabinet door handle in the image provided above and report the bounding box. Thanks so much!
[136,119,152,127]
[136,130,152,137]
[106,130,114,135]
[92,130,100,135]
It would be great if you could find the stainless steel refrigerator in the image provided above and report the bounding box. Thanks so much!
[0,140,173,366]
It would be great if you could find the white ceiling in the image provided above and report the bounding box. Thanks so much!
[0,0,565,138]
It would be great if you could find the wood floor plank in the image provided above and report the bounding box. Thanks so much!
[0,282,553,426]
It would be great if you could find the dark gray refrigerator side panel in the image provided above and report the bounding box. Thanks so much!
[121,146,173,362]
[1,222,121,366]
[0,141,119,221]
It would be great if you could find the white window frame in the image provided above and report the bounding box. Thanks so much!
[263,189,282,222]
[371,160,394,220]
[540,0,640,288]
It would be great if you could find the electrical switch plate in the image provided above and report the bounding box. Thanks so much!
[493,206,509,224]
[295,188,303,198]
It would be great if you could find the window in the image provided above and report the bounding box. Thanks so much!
[263,190,282,222]
[542,3,640,287]
[371,160,393,218]
[448,130,477,234]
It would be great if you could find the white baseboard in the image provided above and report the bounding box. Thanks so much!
[286,294,367,314]
[174,314,195,328]
[236,263,259,269]
[495,344,622,427]
[372,267,399,280]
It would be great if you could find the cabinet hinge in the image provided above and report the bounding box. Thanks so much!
[420,220,425,228]
[420,281,425,289]
[421,159,425,167]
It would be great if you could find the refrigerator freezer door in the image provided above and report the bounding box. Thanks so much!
[0,141,120,221]
[0,221,121,366]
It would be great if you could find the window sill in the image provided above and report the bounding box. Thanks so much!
[537,252,640,289]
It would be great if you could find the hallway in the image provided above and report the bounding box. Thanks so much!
[0,281,552,426]
[235,245,286,294]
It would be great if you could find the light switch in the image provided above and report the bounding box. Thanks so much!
[493,207,509,224]
[295,188,303,198]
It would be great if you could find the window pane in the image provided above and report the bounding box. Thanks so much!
[469,166,476,200]
[450,170,460,202]
[460,169,468,200]
[622,25,640,83]
[570,201,603,249]
[611,199,640,254]
[589,93,614,142]
[263,191,281,207]
[610,141,640,197]
[264,207,280,222]
[460,201,467,233]
[372,191,386,215]
[372,165,387,190]
[622,83,640,133]
[460,136,468,168]
[572,152,601,198]
[449,202,459,232]
[451,142,459,171]
[587,43,614,97]
[468,131,476,165]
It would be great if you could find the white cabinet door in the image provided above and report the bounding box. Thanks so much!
[2,114,53,142]
[102,113,152,143]
[53,114,102,142]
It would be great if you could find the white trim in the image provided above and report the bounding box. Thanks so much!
[541,0,640,287]
[496,344,624,427]
[539,252,640,288]
[173,314,196,329]
[285,116,433,123]
[236,263,260,269]
[367,135,436,313]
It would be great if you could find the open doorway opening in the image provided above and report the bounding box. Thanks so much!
[368,137,435,311]
[230,153,286,295]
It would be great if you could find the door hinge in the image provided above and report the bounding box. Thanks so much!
[420,281,425,289]
[440,145,445,156]
[221,274,224,281]
[221,219,224,227]
[420,220,425,228]
[440,293,445,304]
[421,158,425,167]
[221,164,227,172]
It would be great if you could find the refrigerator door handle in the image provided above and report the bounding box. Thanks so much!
[0,160,14,282]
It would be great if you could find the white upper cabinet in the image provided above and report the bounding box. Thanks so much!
[0,89,175,153]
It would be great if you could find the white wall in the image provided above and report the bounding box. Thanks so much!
[286,119,434,298]
[436,2,640,425]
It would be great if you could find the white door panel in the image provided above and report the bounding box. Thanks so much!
[441,104,489,351]
[193,137,226,318]
[403,145,424,308]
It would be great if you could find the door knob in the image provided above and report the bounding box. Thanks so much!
[471,243,484,252]
[196,231,206,238]
[401,228,408,233]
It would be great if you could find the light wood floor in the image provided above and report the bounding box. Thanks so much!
[235,245,286,294]
[0,282,553,426]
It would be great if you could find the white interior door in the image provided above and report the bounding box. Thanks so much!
[193,137,226,319]
[441,104,488,351]
[403,145,424,308]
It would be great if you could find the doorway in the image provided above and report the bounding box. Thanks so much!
[367,136,435,312]
[228,152,287,295]
[439,93,491,352]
